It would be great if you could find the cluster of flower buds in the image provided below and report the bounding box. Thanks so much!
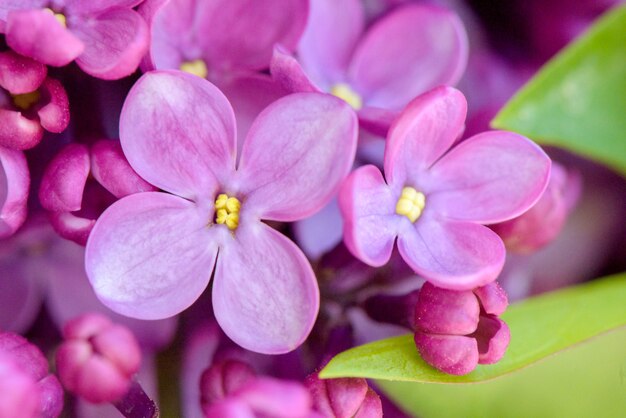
[1,0,619,415]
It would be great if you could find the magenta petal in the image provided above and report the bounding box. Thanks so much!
[48,211,95,246]
[0,147,29,239]
[398,220,505,290]
[73,8,149,80]
[0,108,44,150]
[212,221,319,354]
[325,377,368,417]
[475,316,510,365]
[0,50,46,94]
[90,140,157,199]
[6,9,84,67]
[354,389,382,418]
[339,165,398,267]
[414,332,478,375]
[429,131,551,224]
[85,192,218,319]
[297,0,364,87]
[0,0,46,21]
[414,282,479,335]
[270,46,321,94]
[236,377,311,418]
[238,93,357,222]
[473,281,508,316]
[196,0,309,73]
[204,399,255,418]
[39,143,90,212]
[349,5,468,109]
[35,77,70,133]
[65,0,145,15]
[384,86,466,188]
[119,71,236,199]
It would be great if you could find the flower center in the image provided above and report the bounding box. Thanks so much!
[12,91,40,111]
[214,193,241,231]
[180,59,208,79]
[43,8,66,27]
[330,83,362,110]
[395,186,426,223]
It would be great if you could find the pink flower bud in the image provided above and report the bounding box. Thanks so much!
[306,372,383,418]
[56,313,142,403]
[0,332,64,417]
[0,146,29,239]
[413,281,510,375]
[492,163,581,253]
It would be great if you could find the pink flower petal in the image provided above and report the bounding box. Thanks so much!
[73,7,149,80]
[414,282,479,335]
[0,0,46,22]
[65,0,144,15]
[384,86,466,189]
[90,139,157,199]
[339,165,398,267]
[35,77,70,133]
[0,108,44,150]
[354,388,383,418]
[428,131,551,224]
[212,221,319,354]
[5,9,84,67]
[270,46,321,93]
[298,0,364,88]
[0,147,29,238]
[85,192,219,319]
[196,0,309,74]
[119,71,236,200]
[236,377,312,418]
[39,143,90,213]
[473,281,508,316]
[0,50,46,94]
[475,316,510,365]
[203,399,255,418]
[238,93,357,222]
[48,211,96,246]
[349,5,468,109]
[397,219,505,290]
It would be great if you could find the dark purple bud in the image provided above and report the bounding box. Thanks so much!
[56,313,142,403]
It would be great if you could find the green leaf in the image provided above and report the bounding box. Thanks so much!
[491,6,626,176]
[377,327,626,417]
[319,273,626,383]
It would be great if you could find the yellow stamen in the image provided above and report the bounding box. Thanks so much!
[180,59,208,79]
[43,8,67,28]
[395,186,426,223]
[12,91,41,111]
[214,193,241,231]
[330,83,362,110]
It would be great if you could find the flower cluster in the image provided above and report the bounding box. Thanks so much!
[1,0,620,416]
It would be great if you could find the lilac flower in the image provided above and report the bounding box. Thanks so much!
[39,140,157,245]
[0,145,29,238]
[0,332,64,417]
[56,313,142,403]
[139,0,308,80]
[492,162,581,253]
[271,0,468,134]
[85,71,358,354]
[0,50,70,149]
[0,354,40,418]
[339,86,551,290]
[200,359,313,418]
[0,0,148,80]
[414,281,510,375]
[306,372,383,418]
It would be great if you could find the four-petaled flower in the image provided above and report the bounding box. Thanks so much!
[339,86,551,290]
[85,71,357,354]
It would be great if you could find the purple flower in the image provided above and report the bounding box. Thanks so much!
[139,0,308,80]
[0,50,69,150]
[414,281,510,375]
[56,313,142,403]
[85,71,358,354]
[0,145,29,239]
[339,86,551,290]
[0,354,40,418]
[0,0,149,79]
[271,0,468,134]
[0,332,64,417]
[306,372,383,418]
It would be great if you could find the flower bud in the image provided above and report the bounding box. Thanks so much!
[306,372,383,418]
[413,281,510,375]
[56,313,142,403]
